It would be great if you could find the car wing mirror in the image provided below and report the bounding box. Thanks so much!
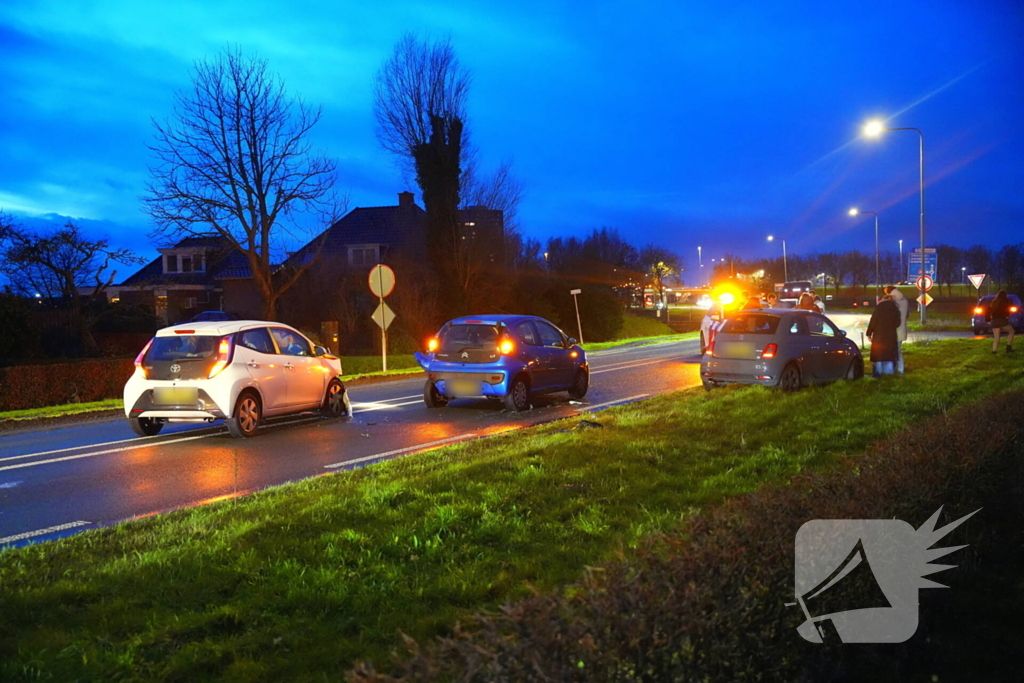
[314,345,329,357]
[566,337,577,347]
[839,330,847,338]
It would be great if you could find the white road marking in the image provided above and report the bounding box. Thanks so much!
[0,416,322,472]
[0,428,221,464]
[577,394,651,412]
[323,432,479,471]
[323,433,480,469]
[0,521,91,545]
[592,357,683,375]
[351,398,423,413]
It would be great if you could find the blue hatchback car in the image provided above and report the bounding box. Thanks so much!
[414,315,589,411]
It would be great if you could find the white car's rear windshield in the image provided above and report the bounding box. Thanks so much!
[146,335,222,362]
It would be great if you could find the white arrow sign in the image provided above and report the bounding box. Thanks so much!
[371,302,396,330]
[968,274,986,289]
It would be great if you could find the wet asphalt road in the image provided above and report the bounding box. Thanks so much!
[0,338,703,546]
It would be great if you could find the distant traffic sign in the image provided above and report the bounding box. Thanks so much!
[368,264,396,298]
[917,293,933,307]
[968,274,986,289]
[908,248,937,280]
[371,302,396,330]
[569,288,582,295]
[915,275,933,291]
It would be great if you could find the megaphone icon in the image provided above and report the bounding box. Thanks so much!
[796,538,892,643]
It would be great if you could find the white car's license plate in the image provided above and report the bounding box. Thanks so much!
[447,379,480,396]
[154,387,199,405]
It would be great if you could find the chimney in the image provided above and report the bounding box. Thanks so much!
[398,191,414,208]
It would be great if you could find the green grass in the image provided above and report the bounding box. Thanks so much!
[2,340,1022,681]
[0,398,123,421]
[585,331,697,351]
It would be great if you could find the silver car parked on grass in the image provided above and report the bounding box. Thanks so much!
[701,309,864,391]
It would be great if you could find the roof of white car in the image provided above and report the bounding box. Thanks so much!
[154,320,298,336]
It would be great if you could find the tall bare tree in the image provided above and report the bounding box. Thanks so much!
[374,34,471,317]
[143,49,343,319]
[0,215,142,353]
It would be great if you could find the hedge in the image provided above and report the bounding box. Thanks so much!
[349,390,1024,682]
[0,358,135,411]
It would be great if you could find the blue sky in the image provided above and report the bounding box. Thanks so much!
[2,0,1022,276]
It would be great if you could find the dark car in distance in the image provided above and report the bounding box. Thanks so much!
[414,315,589,411]
[972,294,1023,334]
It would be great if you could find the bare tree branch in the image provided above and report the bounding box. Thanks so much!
[142,48,345,319]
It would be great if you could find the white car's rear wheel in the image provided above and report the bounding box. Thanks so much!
[129,417,163,437]
[227,391,261,438]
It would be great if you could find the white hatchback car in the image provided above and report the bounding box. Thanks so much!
[124,321,348,438]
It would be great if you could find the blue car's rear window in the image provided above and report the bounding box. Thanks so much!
[439,324,500,351]
[719,314,780,335]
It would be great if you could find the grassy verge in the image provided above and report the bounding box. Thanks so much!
[1,340,1021,680]
[585,330,697,351]
[0,398,122,421]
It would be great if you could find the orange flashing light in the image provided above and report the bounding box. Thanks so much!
[499,338,515,355]
[974,307,984,315]
[208,336,233,379]
[427,337,439,352]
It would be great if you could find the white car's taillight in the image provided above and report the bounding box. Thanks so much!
[208,335,235,378]
[134,338,154,378]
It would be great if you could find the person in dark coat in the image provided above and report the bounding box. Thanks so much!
[867,294,901,377]
[988,289,1015,354]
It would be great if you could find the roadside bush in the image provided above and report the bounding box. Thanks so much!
[0,292,39,366]
[615,314,675,340]
[0,358,134,411]
[349,391,1024,682]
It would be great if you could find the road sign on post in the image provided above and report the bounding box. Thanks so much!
[908,248,937,280]
[917,292,933,307]
[915,275,933,292]
[368,264,396,372]
[968,274,986,289]
[569,288,584,346]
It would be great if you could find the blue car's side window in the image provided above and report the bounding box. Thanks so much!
[516,321,539,346]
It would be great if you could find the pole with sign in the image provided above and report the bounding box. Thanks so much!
[968,274,986,290]
[570,288,584,346]
[368,264,396,372]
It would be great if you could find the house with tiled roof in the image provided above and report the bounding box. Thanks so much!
[107,235,250,324]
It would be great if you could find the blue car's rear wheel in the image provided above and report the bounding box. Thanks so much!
[423,380,449,408]
[503,376,530,411]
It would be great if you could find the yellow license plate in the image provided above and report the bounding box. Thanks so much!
[154,387,199,405]
[719,342,756,359]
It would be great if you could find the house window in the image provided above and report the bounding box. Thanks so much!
[348,246,379,266]
[182,256,193,273]
[165,255,178,273]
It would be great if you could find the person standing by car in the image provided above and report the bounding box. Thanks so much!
[796,292,817,311]
[766,292,779,307]
[988,289,1016,354]
[884,285,910,375]
[867,294,901,377]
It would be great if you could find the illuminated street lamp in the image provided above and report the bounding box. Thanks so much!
[698,245,704,286]
[899,239,904,280]
[767,235,787,282]
[863,118,926,323]
[848,208,881,301]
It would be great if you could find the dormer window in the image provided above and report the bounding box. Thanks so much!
[348,245,379,266]
[164,252,206,273]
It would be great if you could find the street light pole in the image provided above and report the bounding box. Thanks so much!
[863,121,926,324]
[848,208,880,301]
[698,246,703,286]
[767,235,787,282]
[899,239,903,280]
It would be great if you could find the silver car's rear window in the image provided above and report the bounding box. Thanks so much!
[719,314,780,335]
[146,335,221,361]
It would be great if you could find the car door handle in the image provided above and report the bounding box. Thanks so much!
[284,362,294,370]
[247,360,260,369]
